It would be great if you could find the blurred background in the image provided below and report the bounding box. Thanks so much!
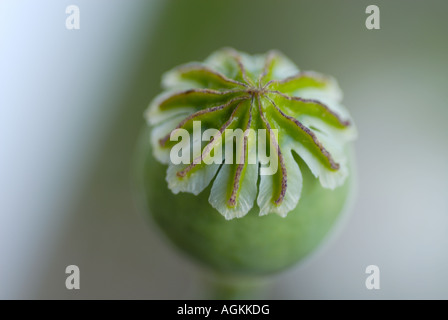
[1,0,447,299]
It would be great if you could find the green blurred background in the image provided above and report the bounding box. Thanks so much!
[1,0,447,299]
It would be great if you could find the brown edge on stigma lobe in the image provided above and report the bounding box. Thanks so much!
[270,90,351,127]
[263,71,329,90]
[158,88,247,111]
[225,49,254,87]
[258,50,278,87]
[158,96,250,147]
[266,96,340,170]
[176,100,247,178]
[257,97,287,206]
[227,102,253,208]
[174,64,248,88]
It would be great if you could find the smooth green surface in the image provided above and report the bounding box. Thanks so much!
[140,130,353,276]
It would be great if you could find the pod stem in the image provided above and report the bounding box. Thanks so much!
[201,272,271,300]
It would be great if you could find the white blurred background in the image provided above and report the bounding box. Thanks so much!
[1,0,447,299]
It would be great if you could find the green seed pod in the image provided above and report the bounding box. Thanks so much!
[138,48,356,277]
